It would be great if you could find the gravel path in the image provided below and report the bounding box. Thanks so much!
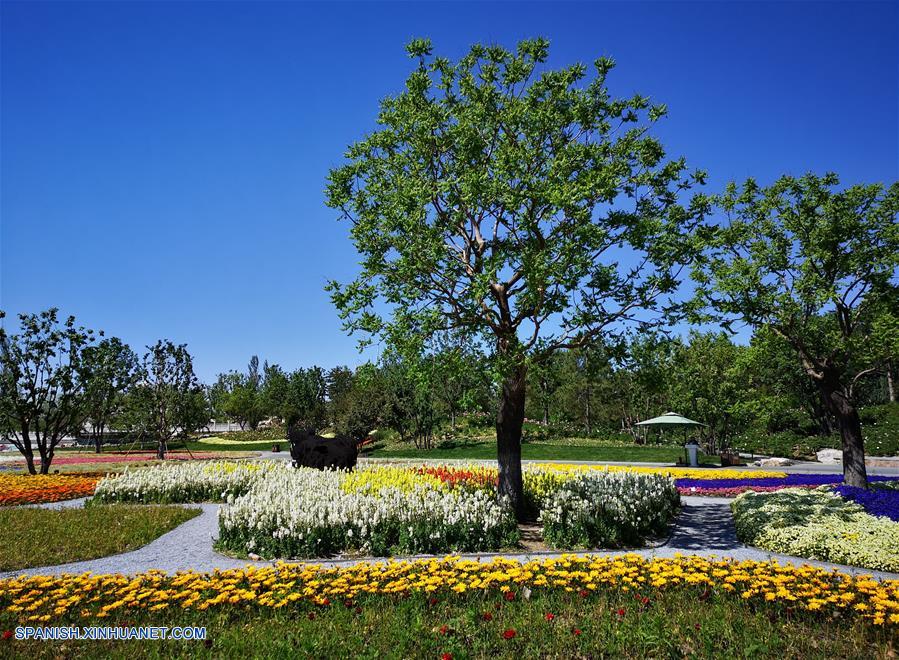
[3,495,898,580]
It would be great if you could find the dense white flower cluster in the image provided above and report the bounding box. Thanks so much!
[93,461,269,504]
[92,461,682,558]
[540,471,680,548]
[732,488,899,572]
[218,465,518,558]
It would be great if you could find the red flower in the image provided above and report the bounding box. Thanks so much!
[344,600,354,609]
[572,628,582,636]
[441,654,453,660]
[694,623,701,631]
[354,606,363,615]
[578,589,589,598]
[544,612,555,621]
[503,591,515,602]
[1,631,11,641]
[502,629,516,640]
[428,597,439,606]
[616,608,626,617]
[307,612,316,621]
[482,612,493,622]
[640,596,650,606]
[439,625,450,635]
[321,598,330,607]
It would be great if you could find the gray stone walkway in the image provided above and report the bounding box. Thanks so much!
[3,496,898,580]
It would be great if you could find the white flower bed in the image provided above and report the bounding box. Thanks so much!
[93,461,269,504]
[92,460,681,557]
[540,471,680,548]
[217,466,518,558]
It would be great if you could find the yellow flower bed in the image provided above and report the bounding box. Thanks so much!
[340,465,446,494]
[532,464,787,480]
[2,555,896,626]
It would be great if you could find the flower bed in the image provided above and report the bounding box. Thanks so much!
[1,554,896,627]
[92,461,269,504]
[678,474,899,497]
[834,485,899,522]
[540,471,679,548]
[732,488,899,572]
[218,467,517,557]
[9,451,223,466]
[0,474,99,506]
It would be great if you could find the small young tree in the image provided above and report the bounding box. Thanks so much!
[326,39,704,518]
[0,309,94,473]
[81,337,138,453]
[694,173,899,487]
[127,340,203,459]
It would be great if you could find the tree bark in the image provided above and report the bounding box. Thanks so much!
[93,423,103,454]
[38,444,51,474]
[157,439,167,460]
[887,359,896,403]
[817,379,867,488]
[496,363,527,522]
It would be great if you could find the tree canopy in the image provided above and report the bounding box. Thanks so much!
[693,173,899,486]
[326,38,706,517]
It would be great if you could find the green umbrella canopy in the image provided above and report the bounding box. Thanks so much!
[635,412,707,427]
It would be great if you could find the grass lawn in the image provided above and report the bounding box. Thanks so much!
[2,588,893,658]
[0,505,200,571]
[366,440,720,465]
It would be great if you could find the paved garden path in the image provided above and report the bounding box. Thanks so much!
[3,496,899,581]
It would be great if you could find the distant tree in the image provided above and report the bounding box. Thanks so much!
[233,356,265,430]
[381,352,440,449]
[125,340,204,459]
[325,366,354,427]
[736,327,832,436]
[526,353,563,426]
[283,367,329,431]
[0,309,94,474]
[332,364,384,442]
[431,333,485,431]
[207,373,235,422]
[81,337,138,453]
[326,38,704,518]
[667,331,747,452]
[260,363,290,423]
[694,173,899,487]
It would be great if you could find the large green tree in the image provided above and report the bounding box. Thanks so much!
[694,173,899,487]
[326,38,704,518]
[0,309,94,474]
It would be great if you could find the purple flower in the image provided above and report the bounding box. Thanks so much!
[834,485,899,521]
[675,474,897,490]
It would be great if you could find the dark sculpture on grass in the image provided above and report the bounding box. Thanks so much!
[288,427,359,470]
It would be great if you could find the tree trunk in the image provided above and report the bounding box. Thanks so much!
[157,439,168,460]
[584,387,592,435]
[94,423,103,454]
[887,359,896,403]
[38,443,51,474]
[450,409,456,432]
[19,426,37,475]
[496,363,527,522]
[818,380,867,488]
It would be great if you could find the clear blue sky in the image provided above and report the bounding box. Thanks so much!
[1,1,896,382]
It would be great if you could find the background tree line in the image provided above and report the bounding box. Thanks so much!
[1,305,896,475]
